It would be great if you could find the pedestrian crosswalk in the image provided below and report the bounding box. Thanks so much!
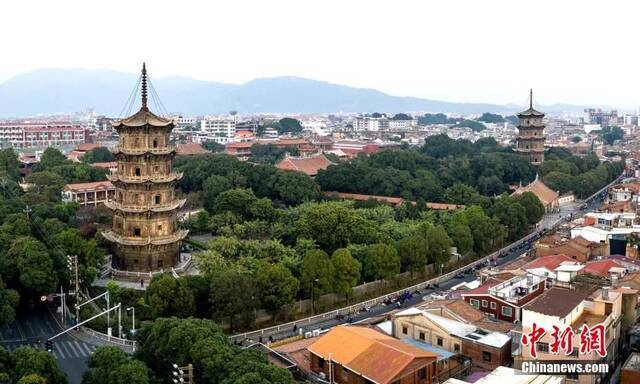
[2,340,97,360]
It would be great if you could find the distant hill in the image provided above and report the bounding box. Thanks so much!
[0,68,587,117]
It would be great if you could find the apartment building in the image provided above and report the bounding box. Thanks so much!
[0,120,87,148]
[195,115,237,144]
[62,181,115,207]
[514,284,624,384]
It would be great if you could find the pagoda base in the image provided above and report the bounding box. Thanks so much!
[112,242,180,272]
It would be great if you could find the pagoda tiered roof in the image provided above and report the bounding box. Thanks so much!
[112,146,176,156]
[101,229,188,246]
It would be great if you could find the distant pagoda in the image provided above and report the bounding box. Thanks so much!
[102,64,187,272]
[515,89,545,165]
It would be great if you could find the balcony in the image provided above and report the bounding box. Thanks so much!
[107,172,183,184]
[112,145,176,156]
[104,198,186,213]
[101,229,188,246]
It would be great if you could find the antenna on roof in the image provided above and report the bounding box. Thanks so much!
[141,62,148,110]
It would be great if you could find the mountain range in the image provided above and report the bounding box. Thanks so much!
[0,68,588,117]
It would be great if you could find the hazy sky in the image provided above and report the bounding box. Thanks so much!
[1,0,638,108]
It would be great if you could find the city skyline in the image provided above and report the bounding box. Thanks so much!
[3,0,640,108]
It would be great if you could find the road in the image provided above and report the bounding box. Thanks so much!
[241,192,609,346]
[0,304,98,384]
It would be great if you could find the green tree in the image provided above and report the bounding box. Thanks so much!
[146,274,195,318]
[209,269,257,331]
[277,118,303,135]
[331,248,361,301]
[12,347,67,384]
[18,374,48,384]
[213,188,258,218]
[32,148,68,172]
[5,237,58,295]
[25,171,65,202]
[514,191,545,225]
[300,249,334,297]
[201,175,233,213]
[0,148,20,181]
[396,235,428,277]
[0,278,19,325]
[81,147,115,164]
[255,263,299,321]
[600,126,624,145]
[363,243,400,282]
[82,347,151,384]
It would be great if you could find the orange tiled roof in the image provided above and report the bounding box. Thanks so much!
[225,141,254,149]
[74,143,100,152]
[308,325,436,384]
[276,153,333,176]
[64,181,114,192]
[324,191,464,210]
[512,178,559,206]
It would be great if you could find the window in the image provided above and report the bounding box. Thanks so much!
[153,138,158,148]
[318,359,324,369]
[419,332,425,341]
[482,300,488,308]
[133,227,141,236]
[470,299,480,308]
[157,260,163,268]
[482,351,491,362]
[157,225,163,232]
[436,337,443,347]
[490,302,496,310]
[501,306,513,317]
[155,195,161,204]
[536,342,549,353]
[454,344,461,353]
[402,326,408,335]
[418,368,427,379]
[135,167,141,176]
[532,283,539,291]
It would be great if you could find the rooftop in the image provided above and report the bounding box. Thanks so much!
[511,177,559,206]
[275,153,334,176]
[488,274,544,302]
[524,254,576,272]
[524,286,598,318]
[443,366,562,384]
[307,325,436,384]
[63,181,114,192]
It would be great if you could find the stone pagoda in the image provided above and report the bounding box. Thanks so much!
[515,89,545,165]
[102,64,187,272]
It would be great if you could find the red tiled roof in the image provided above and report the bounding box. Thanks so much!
[275,153,333,176]
[461,280,501,296]
[581,260,623,277]
[225,141,254,149]
[74,143,100,152]
[524,254,575,271]
[512,178,559,206]
[324,192,464,210]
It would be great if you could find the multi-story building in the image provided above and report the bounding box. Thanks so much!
[62,181,115,207]
[584,108,620,127]
[461,274,547,323]
[515,90,545,165]
[196,114,237,143]
[102,64,188,272]
[352,115,390,131]
[0,120,87,148]
[392,307,512,370]
[514,285,623,384]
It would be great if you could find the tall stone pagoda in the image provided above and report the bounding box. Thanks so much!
[102,64,187,272]
[515,89,545,165]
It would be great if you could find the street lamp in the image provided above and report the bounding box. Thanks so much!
[171,363,193,384]
[126,306,135,335]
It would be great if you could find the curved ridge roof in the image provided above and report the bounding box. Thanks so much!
[112,107,173,128]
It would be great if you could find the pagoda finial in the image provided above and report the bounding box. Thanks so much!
[141,62,148,110]
[529,88,533,109]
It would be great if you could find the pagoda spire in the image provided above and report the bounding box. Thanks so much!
[529,88,533,109]
[141,62,148,110]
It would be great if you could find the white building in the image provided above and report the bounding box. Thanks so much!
[195,115,237,144]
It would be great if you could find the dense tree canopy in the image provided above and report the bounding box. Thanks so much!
[81,147,115,164]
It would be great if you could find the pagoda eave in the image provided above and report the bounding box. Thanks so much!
[101,229,189,246]
[104,199,186,213]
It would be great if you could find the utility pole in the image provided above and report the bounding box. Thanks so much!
[67,255,80,322]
